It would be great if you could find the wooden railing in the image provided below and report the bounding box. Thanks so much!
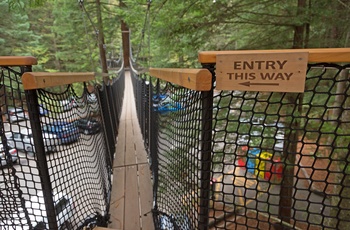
[149,68,212,91]
[22,72,95,90]
[198,48,350,64]
[0,56,37,66]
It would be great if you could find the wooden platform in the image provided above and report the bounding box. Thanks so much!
[108,72,154,230]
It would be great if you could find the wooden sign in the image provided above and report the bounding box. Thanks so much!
[216,52,308,92]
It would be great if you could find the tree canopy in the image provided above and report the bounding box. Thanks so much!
[3,0,350,70]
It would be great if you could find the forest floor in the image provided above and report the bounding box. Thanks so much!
[209,139,336,230]
[296,140,337,196]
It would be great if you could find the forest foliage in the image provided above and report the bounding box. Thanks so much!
[2,1,350,228]
[1,0,350,71]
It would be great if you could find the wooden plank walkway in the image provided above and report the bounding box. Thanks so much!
[108,71,154,230]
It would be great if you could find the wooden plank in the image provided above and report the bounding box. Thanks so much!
[109,167,125,230]
[124,97,132,120]
[136,143,147,164]
[149,68,212,91]
[198,48,350,64]
[138,164,154,229]
[109,69,155,230]
[135,142,147,164]
[129,94,138,120]
[124,73,133,120]
[131,116,140,135]
[119,87,128,120]
[126,98,133,120]
[22,72,95,90]
[131,118,147,164]
[114,119,126,167]
[0,56,37,66]
[124,165,141,229]
[124,119,136,165]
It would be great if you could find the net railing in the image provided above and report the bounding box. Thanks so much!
[131,70,205,230]
[0,57,124,229]
[131,49,350,230]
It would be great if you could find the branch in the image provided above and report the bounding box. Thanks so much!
[337,0,350,10]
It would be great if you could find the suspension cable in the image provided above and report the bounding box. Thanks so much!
[78,0,99,35]
[79,0,96,72]
[136,0,152,64]
[147,0,151,67]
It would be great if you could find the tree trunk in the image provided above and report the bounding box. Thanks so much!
[292,0,307,49]
[277,93,301,229]
[326,69,349,229]
[303,0,311,48]
[276,1,309,228]
[120,0,130,68]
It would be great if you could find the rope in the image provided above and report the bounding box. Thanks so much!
[135,0,152,65]
[146,0,151,67]
[78,0,99,35]
[79,0,96,72]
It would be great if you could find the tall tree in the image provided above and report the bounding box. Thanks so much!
[292,0,308,48]
[0,1,39,56]
[119,0,130,68]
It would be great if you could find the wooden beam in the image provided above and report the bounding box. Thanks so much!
[198,48,350,64]
[109,166,125,230]
[22,72,95,90]
[0,56,37,66]
[124,165,141,230]
[149,68,212,91]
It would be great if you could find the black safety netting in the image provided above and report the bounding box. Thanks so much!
[0,64,124,229]
[133,63,350,230]
[132,72,205,230]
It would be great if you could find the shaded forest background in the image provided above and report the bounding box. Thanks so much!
[1,0,350,229]
[1,0,349,72]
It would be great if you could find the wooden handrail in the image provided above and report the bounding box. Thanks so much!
[0,56,37,66]
[149,68,212,91]
[22,72,95,90]
[198,48,350,64]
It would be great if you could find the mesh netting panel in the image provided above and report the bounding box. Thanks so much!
[0,66,35,229]
[0,65,123,229]
[36,86,109,228]
[131,72,206,229]
[153,82,203,230]
[133,63,350,230]
[210,64,350,229]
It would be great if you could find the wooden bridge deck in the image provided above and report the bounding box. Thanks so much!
[107,71,154,230]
